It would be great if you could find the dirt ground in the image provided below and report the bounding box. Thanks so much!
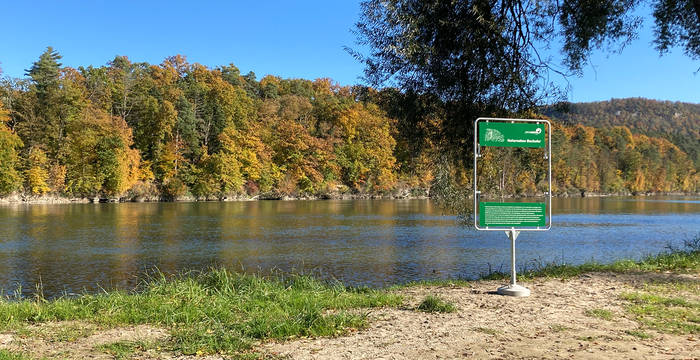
[264,273,699,360]
[1,272,698,359]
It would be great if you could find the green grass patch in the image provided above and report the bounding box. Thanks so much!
[50,325,94,342]
[389,279,473,290]
[398,246,700,286]
[481,249,700,281]
[641,280,700,295]
[585,308,614,320]
[625,329,653,339]
[473,327,499,335]
[0,350,31,360]
[549,324,569,332]
[0,269,402,356]
[15,322,98,343]
[96,340,162,360]
[417,295,456,313]
[620,292,700,334]
[96,341,140,359]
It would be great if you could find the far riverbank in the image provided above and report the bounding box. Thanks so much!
[1,190,697,205]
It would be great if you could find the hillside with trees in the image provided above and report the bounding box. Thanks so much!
[542,98,700,167]
[0,48,697,202]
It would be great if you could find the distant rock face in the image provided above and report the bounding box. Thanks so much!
[0,194,90,204]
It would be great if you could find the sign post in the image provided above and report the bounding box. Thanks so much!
[473,118,552,297]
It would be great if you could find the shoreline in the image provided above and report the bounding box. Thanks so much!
[0,191,697,205]
[0,248,697,359]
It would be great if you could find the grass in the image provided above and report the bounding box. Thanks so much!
[417,295,457,313]
[480,233,700,281]
[620,291,700,334]
[389,278,473,290]
[481,249,700,281]
[0,350,32,360]
[608,237,700,336]
[549,324,569,332]
[625,329,653,339]
[96,340,159,360]
[391,248,700,291]
[0,269,401,356]
[639,280,700,296]
[576,335,597,342]
[13,322,99,343]
[96,341,140,359]
[584,308,614,320]
[399,236,700,288]
[473,327,499,335]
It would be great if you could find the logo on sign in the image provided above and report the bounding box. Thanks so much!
[485,128,504,142]
[525,128,542,135]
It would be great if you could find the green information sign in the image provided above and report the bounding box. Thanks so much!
[479,122,545,148]
[479,202,546,227]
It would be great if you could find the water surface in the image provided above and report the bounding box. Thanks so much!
[0,197,698,297]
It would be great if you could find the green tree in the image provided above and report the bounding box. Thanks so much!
[24,47,84,160]
[26,47,62,102]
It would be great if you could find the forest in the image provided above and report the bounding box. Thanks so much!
[543,98,700,168]
[0,48,697,201]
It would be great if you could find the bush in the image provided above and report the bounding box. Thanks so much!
[161,177,188,200]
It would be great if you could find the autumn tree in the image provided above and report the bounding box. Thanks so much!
[24,146,50,195]
[0,98,22,194]
[336,103,397,192]
[64,106,140,197]
[1,48,697,201]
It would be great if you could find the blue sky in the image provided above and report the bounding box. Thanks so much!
[0,0,697,104]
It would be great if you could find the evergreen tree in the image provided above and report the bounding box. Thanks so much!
[26,46,62,101]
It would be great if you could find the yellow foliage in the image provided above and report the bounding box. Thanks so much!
[0,101,10,124]
[26,168,50,195]
[48,163,66,193]
[65,106,141,196]
[337,103,397,191]
[25,147,50,195]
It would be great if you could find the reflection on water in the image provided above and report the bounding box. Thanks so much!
[0,197,698,297]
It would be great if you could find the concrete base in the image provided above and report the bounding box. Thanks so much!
[497,284,531,297]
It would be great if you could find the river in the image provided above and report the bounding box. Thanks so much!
[0,196,698,298]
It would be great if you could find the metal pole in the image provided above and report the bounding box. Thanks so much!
[510,229,516,286]
[474,119,479,228]
[497,229,529,297]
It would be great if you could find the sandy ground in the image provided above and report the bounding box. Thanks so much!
[1,272,698,359]
[264,272,699,360]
